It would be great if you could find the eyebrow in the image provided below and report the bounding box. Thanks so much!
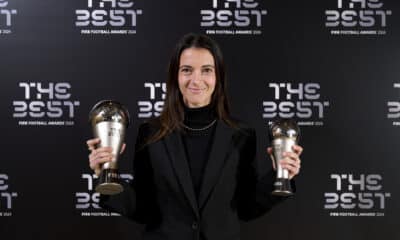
[201,65,215,68]
[178,65,215,69]
[179,65,193,69]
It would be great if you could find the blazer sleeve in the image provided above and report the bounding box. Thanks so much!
[99,123,158,224]
[236,127,295,222]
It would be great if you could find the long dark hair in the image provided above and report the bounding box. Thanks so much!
[147,33,237,144]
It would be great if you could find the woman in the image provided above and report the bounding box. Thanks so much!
[87,33,302,240]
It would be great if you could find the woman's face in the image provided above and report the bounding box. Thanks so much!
[178,47,216,108]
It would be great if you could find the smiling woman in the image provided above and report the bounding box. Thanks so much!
[146,33,238,143]
[86,33,303,240]
[178,48,216,108]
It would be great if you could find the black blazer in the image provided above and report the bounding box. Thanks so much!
[100,120,292,240]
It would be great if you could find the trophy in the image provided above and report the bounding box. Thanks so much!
[89,100,130,195]
[269,119,300,196]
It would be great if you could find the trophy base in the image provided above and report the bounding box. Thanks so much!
[95,169,123,195]
[272,178,293,196]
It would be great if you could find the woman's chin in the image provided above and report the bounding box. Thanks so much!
[186,101,209,108]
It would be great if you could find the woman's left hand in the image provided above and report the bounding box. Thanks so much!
[267,145,303,179]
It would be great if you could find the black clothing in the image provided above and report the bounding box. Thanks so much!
[181,105,217,198]
[100,118,293,240]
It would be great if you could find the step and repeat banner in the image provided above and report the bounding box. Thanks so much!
[1,0,399,239]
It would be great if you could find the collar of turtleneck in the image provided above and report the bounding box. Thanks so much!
[183,104,217,129]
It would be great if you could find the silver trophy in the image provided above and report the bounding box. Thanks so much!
[89,100,130,195]
[269,119,300,196]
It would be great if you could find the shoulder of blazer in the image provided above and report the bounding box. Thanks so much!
[134,117,162,150]
[229,118,256,138]
[138,118,161,138]
[226,119,256,151]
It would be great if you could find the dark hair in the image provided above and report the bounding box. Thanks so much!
[147,33,237,144]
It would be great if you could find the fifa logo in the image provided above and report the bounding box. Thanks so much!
[137,82,166,118]
[75,0,143,28]
[75,173,132,216]
[325,0,392,28]
[387,83,400,123]
[0,174,18,216]
[0,0,17,33]
[200,0,267,28]
[262,83,330,126]
[12,82,80,125]
[324,174,391,215]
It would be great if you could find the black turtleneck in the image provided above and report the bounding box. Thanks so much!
[181,105,217,200]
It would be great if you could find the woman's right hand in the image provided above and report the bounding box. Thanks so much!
[87,138,126,176]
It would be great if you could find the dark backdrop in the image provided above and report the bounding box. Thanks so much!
[1,0,399,239]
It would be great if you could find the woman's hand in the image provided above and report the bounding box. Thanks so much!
[86,138,126,176]
[267,145,303,179]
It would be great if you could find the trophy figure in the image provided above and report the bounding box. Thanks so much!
[269,119,300,196]
[89,100,130,195]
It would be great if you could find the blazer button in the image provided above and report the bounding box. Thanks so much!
[192,222,199,230]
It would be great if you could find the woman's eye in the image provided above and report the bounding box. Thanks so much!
[181,68,192,74]
[202,68,213,74]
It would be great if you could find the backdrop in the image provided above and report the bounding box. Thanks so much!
[1,0,399,239]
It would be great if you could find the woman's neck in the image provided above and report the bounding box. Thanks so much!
[183,104,216,128]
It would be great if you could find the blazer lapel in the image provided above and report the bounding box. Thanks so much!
[198,120,234,209]
[164,130,199,218]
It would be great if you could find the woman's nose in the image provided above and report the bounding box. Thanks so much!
[191,70,202,84]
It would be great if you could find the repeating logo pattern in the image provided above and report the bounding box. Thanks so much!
[75,173,133,216]
[0,174,18,217]
[325,0,392,35]
[387,83,400,126]
[324,174,391,217]
[12,82,80,126]
[262,83,330,126]
[0,0,17,35]
[137,82,166,119]
[75,0,143,35]
[200,0,267,35]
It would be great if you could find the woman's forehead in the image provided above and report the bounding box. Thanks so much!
[179,48,215,66]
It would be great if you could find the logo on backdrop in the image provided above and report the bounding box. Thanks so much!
[262,83,330,126]
[137,82,166,118]
[200,0,267,35]
[0,174,18,217]
[387,83,400,126]
[0,0,17,35]
[324,174,391,217]
[75,0,143,35]
[325,0,392,35]
[12,82,80,126]
[75,173,133,216]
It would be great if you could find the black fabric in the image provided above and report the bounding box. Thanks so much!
[99,119,293,240]
[181,105,217,199]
